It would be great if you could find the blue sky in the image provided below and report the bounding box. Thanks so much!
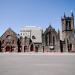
[0,0,75,35]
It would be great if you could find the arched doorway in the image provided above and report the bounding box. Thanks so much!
[30,44,34,51]
[24,46,27,52]
[35,46,38,52]
[60,40,63,52]
[68,43,72,52]
[6,46,11,52]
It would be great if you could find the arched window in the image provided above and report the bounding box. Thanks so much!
[32,35,36,39]
[12,40,15,44]
[66,21,68,30]
[69,21,71,30]
[66,20,71,30]
[2,40,4,44]
[6,35,12,44]
[49,32,51,45]
[53,36,55,46]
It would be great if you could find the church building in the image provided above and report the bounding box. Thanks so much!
[0,12,75,52]
[0,28,18,52]
[61,12,75,52]
[42,25,60,52]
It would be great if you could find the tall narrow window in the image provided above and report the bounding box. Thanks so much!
[66,20,71,31]
[45,35,47,46]
[69,21,71,30]
[49,32,51,45]
[12,40,15,44]
[53,36,55,46]
[45,34,48,46]
[46,34,48,46]
[2,40,4,44]
[66,21,68,30]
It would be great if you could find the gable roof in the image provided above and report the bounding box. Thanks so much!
[44,25,57,34]
[0,28,18,39]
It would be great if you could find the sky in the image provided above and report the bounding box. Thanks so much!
[0,0,75,36]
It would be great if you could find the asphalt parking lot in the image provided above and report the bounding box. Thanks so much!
[0,53,75,75]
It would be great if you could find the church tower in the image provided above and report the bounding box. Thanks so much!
[61,12,75,52]
[61,12,74,39]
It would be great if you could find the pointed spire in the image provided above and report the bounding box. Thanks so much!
[49,24,52,28]
[64,12,66,18]
[58,29,60,32]
[7,27,12,30]
[48,24,53,29]
[58,29,60,34]
[48,22,52,28]
[71,10,74,17]
[58,29,60,39]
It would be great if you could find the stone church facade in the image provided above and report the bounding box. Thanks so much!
[20,26,43,52]
[42,25,60,52]
[0,12,75,52]
[61,12,75,52]
[0,28,18,52]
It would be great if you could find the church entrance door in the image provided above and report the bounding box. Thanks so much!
[68,44,72,52]
[6,46,11,52]
[30,44,34,51]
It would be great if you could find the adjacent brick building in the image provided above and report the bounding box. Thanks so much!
[0,28,18,52]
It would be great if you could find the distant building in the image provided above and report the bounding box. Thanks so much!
[20,26,43,52]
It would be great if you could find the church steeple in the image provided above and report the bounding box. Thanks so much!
[64,12,66,18]
[58,29,60,39]
[71,10,74,17]
[61,12,74,40]
[62,12,74,32]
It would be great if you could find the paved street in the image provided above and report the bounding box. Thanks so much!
[0,53,75,75]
